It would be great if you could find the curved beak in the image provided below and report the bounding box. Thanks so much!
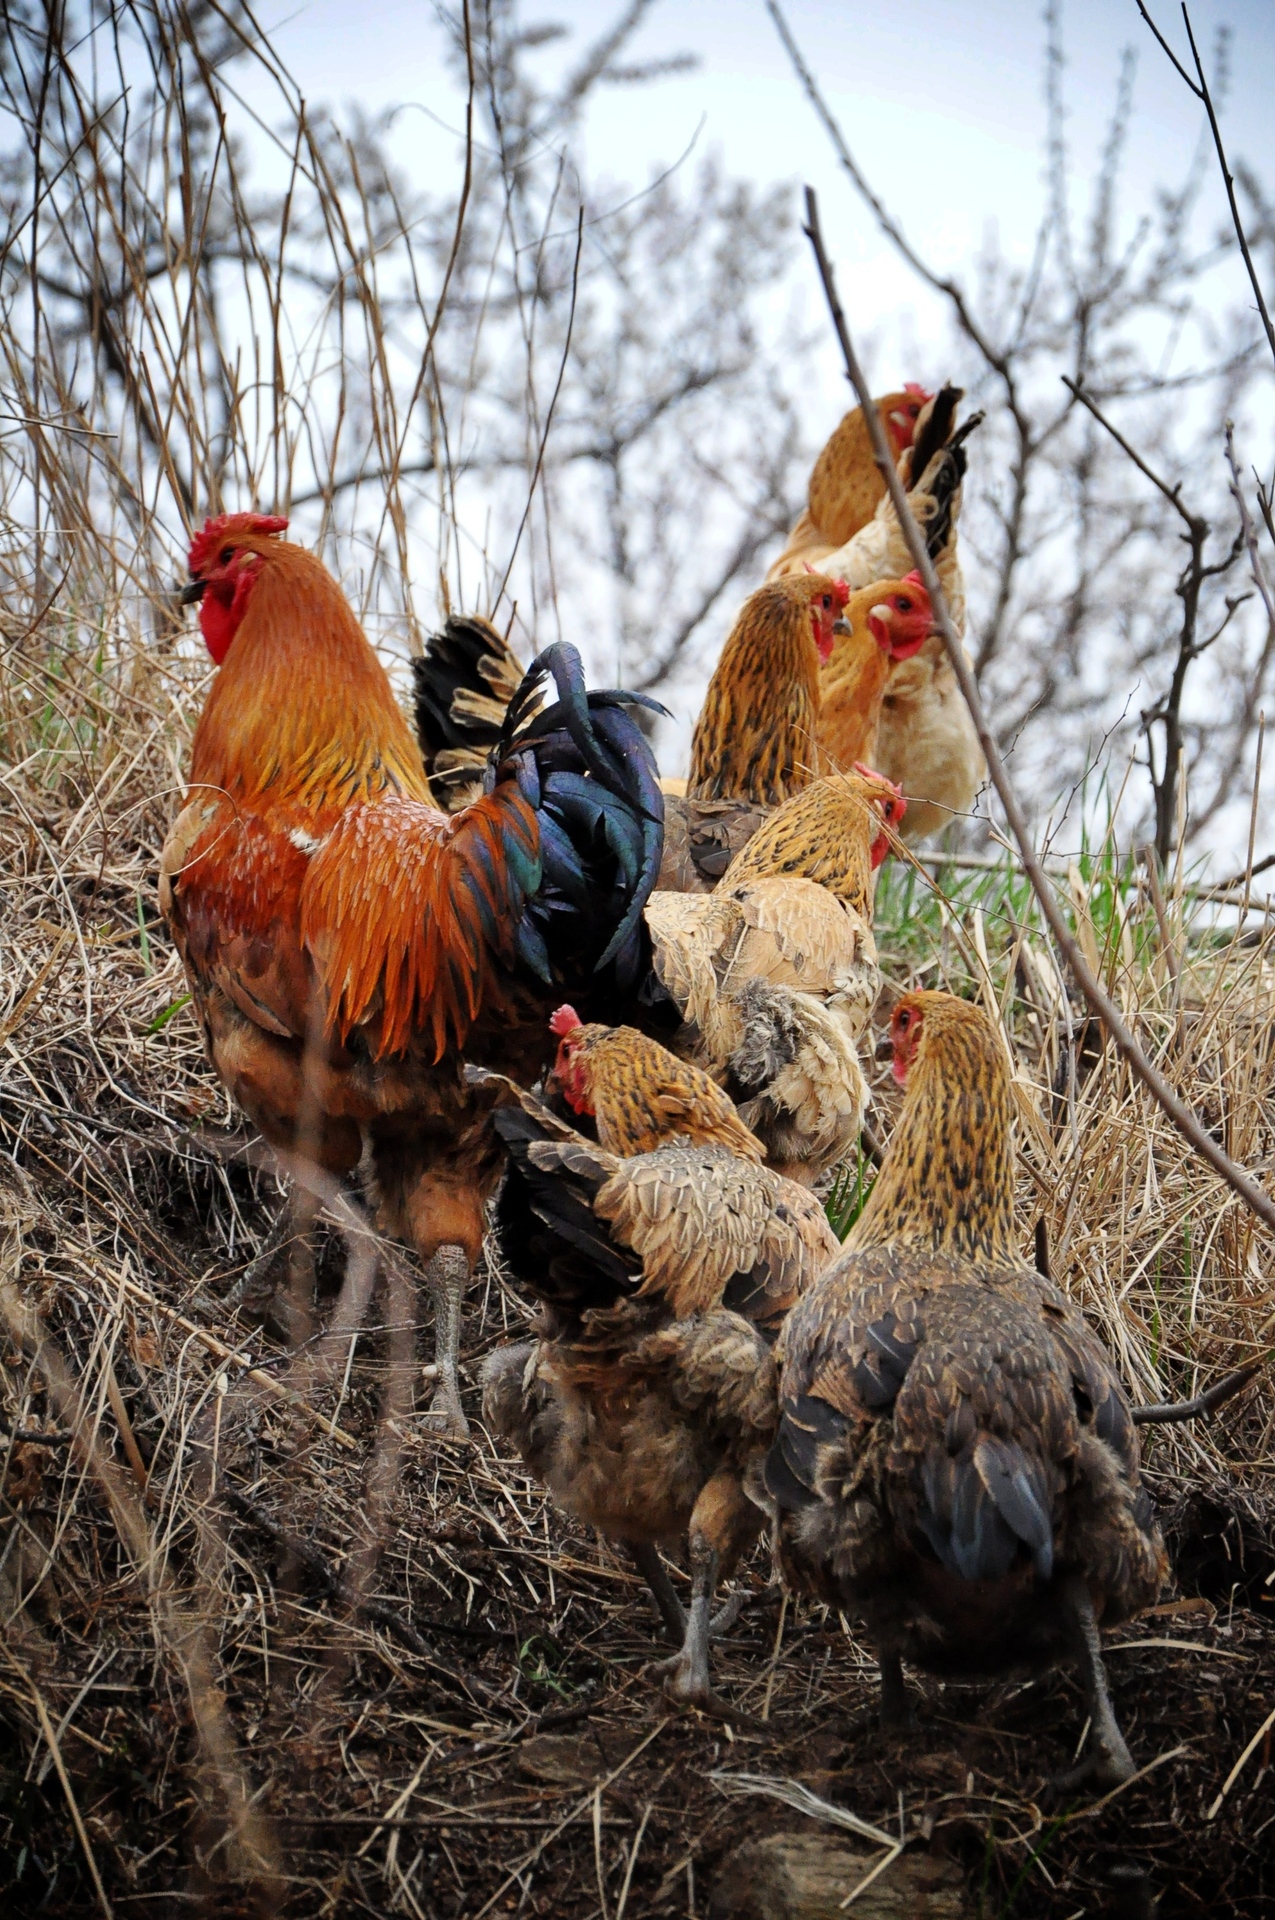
[179,578,207,607]
[873,1034,894,1062]
[832,616,851,636]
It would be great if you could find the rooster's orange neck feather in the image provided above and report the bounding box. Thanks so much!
[189,543,431,820]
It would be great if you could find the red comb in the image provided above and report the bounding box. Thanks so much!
[188,512,288,574]
[549,1004,582,1038]
[903,382,932,400]
[832,578,850,607]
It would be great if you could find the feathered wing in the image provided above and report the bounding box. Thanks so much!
[300,785,541,1061]
[484,1076,836,1330]
[768,1248,1162,1610]
[160,796,316,1044]
[656,793,774,893]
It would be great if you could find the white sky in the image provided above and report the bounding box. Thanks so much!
[250,0,1275,370]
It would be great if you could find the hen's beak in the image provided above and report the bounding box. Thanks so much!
[179,578,207,606]
[874,1034,894,1062]
[832,616,851,636]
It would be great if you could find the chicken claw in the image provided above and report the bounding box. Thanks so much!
[1050,1578,1135,1792]
[656,1536,722,1711]
[632,1544,751,1644]
[421,1244,471,1442]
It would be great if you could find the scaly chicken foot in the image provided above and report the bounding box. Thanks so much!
[420,1244,471,1442]
[631,1543,687,1642]
[1051,1577,1135,1791]
[656,1534,722,1711]
[227,1187,317,1344]
[631,1543,750,1645]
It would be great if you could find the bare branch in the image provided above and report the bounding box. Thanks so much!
[802,182,1275,1240]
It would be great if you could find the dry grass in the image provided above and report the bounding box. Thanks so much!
[3,8,1275,1908]
[2,590,1275,1919]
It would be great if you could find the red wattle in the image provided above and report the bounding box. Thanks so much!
[199,593,237,665]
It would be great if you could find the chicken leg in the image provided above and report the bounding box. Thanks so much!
[878,1645,912,1729]
[227,1186,317,1344]
[421,1244,470,1441]
[632,1543,749,1644]
[1054,1577,1135,1790]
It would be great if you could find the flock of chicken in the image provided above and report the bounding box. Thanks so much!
[159,385,1168,1791]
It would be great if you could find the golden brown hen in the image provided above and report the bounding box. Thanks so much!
[475,1049,838,1710]
[817,574,937,776]
[686,572,847,806]
[763,992,1165,1786]
[772,388,985,841]
[772,386,932,572]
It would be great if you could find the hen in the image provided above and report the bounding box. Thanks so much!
[763,992,1166,1786]
[773,387,985,841]
[161,514,662,1438]
[641,768,898,1183]
[475,1043,838,1710]
[817,573,938,776]
[771,385,933,572]
[686,572,848,806]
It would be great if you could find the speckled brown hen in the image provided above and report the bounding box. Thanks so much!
[762,992,1166,1787]
[474,1034,838,1711]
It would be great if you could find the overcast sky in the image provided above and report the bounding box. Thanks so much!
[249,0,1275,372]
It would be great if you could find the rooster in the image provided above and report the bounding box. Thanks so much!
[475,1042,839,1710]
[640,768,898,1184]
[761,993,1166,1786]
[771,385,933,573]
[160,513,663,1439]
[773,387,985,841]
[412,611,530,812]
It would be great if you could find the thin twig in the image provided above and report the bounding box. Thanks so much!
[1136,3,1275,375]
[1131,1358,1265,1425]
[801,184,1275,1240]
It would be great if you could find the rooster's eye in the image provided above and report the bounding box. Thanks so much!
[909,404,920,417]
[219,547,234,566]
[822,595,831,609]
[896,598,912,611]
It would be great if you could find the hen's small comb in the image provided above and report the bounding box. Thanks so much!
[853,762,907,812]
[903,382,932,400]
[549,1004,582,1039]
[188,512,289,575]
[832,578,850,607]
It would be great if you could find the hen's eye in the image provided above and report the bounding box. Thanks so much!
[909,404,920,417]
[897,597,912,612]
[220,547,234,566]
[821,594,831,609]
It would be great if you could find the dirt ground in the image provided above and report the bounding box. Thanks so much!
[2,1133,1274,1920]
